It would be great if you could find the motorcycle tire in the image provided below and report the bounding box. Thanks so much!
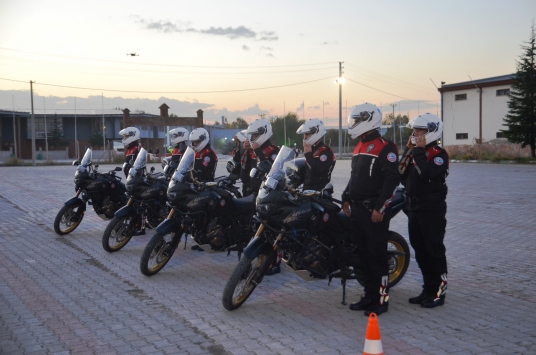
[386,230,410,288]
[102,215,139,252]
[222,251,275,311]
[53,203,85,235]
[140,232,181,276]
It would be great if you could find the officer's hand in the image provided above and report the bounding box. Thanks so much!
[251,142,260,150]
[407,136,414,149]
[243,140,251,150]
[303,142,312,154]
[415,135,426,148]
[343,202,351,217]
[371,210,384,223]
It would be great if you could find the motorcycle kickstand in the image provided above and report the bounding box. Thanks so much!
[183,234,188,250]
[341,279,347,305]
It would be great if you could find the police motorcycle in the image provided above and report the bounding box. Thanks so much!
[221,146,410,311]
[102,148,172,252]
[53,148,127,235]
[139,146,258,276]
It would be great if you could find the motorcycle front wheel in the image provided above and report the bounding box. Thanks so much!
[140,232,181,276]
[222,251,275,311]
[386,231,410,288]
[102,215,139,252]
[53,203,85,235]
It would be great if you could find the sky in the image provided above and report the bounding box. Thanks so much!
[0,0,535,126]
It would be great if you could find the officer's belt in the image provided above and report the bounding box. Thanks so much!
[407,192,442,204]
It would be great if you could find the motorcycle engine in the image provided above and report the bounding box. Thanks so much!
[99,196,115,219]
[205,219,225,250]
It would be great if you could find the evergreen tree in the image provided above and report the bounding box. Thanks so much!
[89,130,104,149]
[48,114,69,149]
[268,112,304,147]
[503,24,536,158]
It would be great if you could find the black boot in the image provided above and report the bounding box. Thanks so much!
[364,301,388,316]
[364,276,389,316]
[349,297,372,311]
[421,295,445,308]
[408,289,430,304]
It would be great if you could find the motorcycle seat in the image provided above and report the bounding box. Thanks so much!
[231,194,255,214]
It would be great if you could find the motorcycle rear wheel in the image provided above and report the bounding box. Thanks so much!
[53,203,85,235]
[140,232,180,276]
[222,251,275,311]
[102,215,138,252]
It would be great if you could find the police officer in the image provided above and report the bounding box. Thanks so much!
[189,128,217,182]
[168,127,189,163]
[399,113,449,308]
[342,103,400,316]
[246,118,281,274]
[296,118,336,191]
[119,127,142,177]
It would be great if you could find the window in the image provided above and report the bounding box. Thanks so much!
[455,94,467,101]
[496,132,506,138]
[496,89,510,96]
[27,117,53,139]
[456,133,468,139]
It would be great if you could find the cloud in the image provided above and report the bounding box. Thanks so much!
[309,105,321,110]
[324,101,330,105]
[136,17,277,41]
[242,45,250,51]
[322,41,338,45]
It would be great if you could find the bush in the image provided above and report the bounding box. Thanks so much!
[445,141,532,161]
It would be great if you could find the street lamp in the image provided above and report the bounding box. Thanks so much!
[336,61,344,159]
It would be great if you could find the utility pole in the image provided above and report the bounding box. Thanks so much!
[390,103,397,147]
[30,81,36,166]
[338,61,343,159]
[283,101,286,147]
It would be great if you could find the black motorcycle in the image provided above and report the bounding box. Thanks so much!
[139,147,256,276]
[102,148,172,252]
[54,148,127,235]
[222,146,410,310]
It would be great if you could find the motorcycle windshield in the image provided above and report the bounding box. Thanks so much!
[80,148,92,167]
[170,147,194,183]
[266,145,296,182]
[129,148,148,178]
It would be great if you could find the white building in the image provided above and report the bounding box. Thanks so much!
[439,74,514,146]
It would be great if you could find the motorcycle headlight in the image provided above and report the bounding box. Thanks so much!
[168,192,177,200]
[256,203,276,216]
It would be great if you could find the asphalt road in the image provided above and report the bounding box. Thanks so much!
[1,158,535,354]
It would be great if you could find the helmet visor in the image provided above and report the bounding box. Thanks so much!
[349,111,373,127]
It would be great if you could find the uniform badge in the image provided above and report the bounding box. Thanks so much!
[204,156,211,162]
[320,154,327,162]
[425,152,429,157]
[220,199,226,207]
[322,213,329,222]
[434,157,444,165]
[387,152,397,162]
[367,144,375,153]
[271,154,277,161]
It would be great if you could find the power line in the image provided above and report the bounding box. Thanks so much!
[0,76,334,94]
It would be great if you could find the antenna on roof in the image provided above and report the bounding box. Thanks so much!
[430,78,439,89]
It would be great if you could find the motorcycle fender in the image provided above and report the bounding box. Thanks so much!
[114,205,135,218]
[243,236,272,259]
[65,197,86,212]
[155,219,179,234]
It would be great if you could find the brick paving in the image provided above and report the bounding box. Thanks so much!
[0,159,535,354]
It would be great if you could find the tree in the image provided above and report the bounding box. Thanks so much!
[227,117,249,129]
[268,112,305,147]
[383,114,412,150]
[48,114,69,149]
[503,24,536,158]
[89,130,104,149]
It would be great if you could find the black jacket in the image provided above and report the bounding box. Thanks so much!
[342,131,400,212]
[303,142,336,191]
[194,145,218,182]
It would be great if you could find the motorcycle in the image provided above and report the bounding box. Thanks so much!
[221,146,410,310]
[139,147,256,276]
[53,148,127,235]
[102,148,171,252]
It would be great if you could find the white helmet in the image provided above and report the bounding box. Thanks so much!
[347,103,382,139]
[297,118,326,145]
[189,128,209,152]
[247,119,273,146]
[119,127,140,146]
[169,127,189,147]
[235,129,248,143]
[407,113,443,145]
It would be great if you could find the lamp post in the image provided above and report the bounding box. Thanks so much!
[336,62,344,159]
[390,103,397,146]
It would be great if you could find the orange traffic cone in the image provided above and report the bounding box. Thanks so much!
[363,312,384,355]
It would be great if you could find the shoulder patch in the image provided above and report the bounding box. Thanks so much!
[387,152,397,163]
[320,154,327,161]
[434,157,444,165]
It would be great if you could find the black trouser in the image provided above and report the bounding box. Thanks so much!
[351,201,390,300]
[407,201,448,294]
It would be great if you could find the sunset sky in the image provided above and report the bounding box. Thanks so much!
[1,0,535,125]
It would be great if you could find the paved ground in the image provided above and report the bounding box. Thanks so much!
[1,158,535,354]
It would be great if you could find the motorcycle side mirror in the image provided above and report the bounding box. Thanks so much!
[322,183,334,196]
[256,160,272,174]
[95,164,99,169]
[72,160,80,166]
[151,166,155,173]
[114,167,122,172]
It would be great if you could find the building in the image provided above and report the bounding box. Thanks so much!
[0,104,204,160]
[439,74,514,146]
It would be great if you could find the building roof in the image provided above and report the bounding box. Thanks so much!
[438,74,515,93]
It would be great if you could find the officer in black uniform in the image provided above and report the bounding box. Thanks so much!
[399,113,449,308]
[342,103,400,316]
[247,118,280,195]
[296,118,336,191]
